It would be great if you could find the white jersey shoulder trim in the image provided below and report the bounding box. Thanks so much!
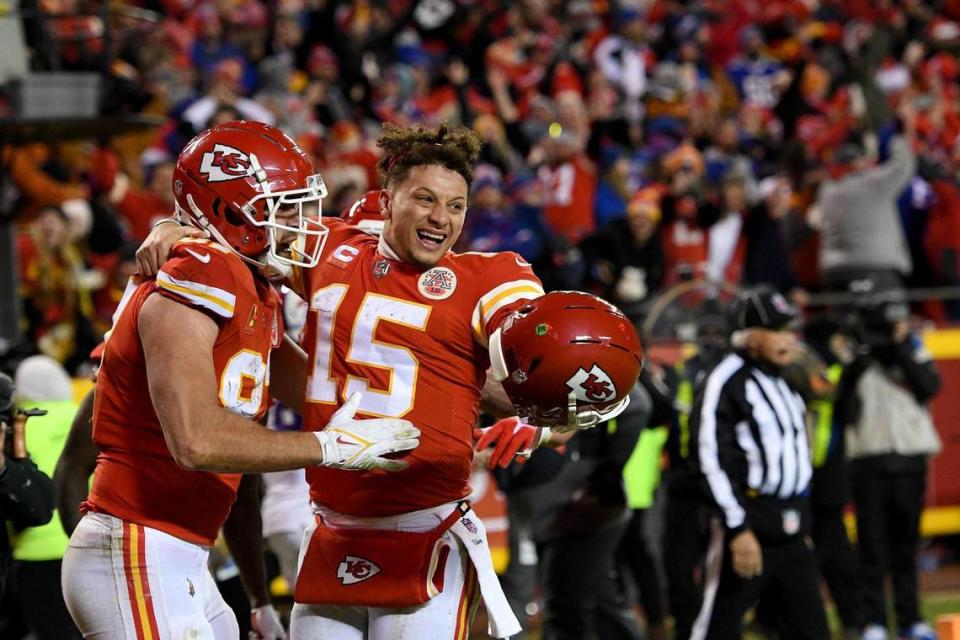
[472,279,544,345]
[156,270,237,318]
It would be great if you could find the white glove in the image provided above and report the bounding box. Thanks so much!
[249,605,286,640]
[314,393,421,471]
[550,392,631,433]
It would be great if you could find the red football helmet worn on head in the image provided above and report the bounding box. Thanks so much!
[490,291,643,430]
[173,120,329,269]
[341,189,385,236]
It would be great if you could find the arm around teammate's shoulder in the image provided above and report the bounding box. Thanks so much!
[139,294,421,473]
[139,293,324,473]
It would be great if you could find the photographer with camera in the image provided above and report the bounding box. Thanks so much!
[0,370,57,600]
[836,299,942,640]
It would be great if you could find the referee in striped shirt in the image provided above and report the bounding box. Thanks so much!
[689,287,828,640]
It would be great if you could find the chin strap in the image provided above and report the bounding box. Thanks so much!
[487,327,511,382]
[180,196,268,270]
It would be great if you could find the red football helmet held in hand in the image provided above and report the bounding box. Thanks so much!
[341,189,385,236]
[489,291,643,430]
[173,120,329,269]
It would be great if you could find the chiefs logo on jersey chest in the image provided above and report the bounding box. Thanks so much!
[566,364,617,403]
[199,144,252,182]
[336,555,381,585]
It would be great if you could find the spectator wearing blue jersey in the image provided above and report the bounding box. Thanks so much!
[726,26,788,110]
[458,165,547,263]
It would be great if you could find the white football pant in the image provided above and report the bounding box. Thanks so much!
[62,513,238,639]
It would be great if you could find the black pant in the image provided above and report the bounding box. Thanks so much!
[499,488,541,630]
[618,508,665,628]
[811,506,860,630]
[542,515,644,640]
[10,559,81,640]
[692,523,828,640]
[662,491,707,640]
[852,457,927,631]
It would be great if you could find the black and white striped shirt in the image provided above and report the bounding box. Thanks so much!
[690,352,812,533]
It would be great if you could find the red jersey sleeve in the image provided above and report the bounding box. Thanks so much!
[155,240,239,320]
[469,251,544,347]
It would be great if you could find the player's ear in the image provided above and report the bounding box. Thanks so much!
[379,190,392,220]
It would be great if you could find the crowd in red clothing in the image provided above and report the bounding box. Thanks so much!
[8,0,960,371]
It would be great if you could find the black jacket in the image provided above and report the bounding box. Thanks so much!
[0,456,56,595]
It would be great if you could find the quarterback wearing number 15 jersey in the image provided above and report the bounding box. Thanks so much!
[297,218,543,516]
[85,239,282,545]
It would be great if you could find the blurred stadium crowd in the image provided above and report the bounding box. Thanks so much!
[1,1,958,639]
[8,0,960,370]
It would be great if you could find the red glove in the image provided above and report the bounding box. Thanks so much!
[474,417,548,469]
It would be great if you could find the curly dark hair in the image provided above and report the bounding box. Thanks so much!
[376,123,482,189]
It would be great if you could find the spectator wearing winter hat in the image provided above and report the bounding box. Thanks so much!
[581,187,665,307]
[188,4,255,95]
[181,58,274,133]
[726,25,790,110]
[594,146,634,229]
[8,356,82,639]
[704,117,757,200]
[660,152,710,283]
[458,165,547,264]
[593,8,652,125]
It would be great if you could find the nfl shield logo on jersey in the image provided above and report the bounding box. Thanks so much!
[565,365,617,403]
[337,555,381,585]
[782,509,800,535]
[373,258,390,279]
[418,267,457,300]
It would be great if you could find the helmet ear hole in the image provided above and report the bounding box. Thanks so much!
[222,204,246,228]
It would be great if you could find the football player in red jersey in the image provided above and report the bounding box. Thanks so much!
[138,123,639,639]
[61,122,421,640]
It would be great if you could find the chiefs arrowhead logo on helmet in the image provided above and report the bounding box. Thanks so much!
[173,121,329,268]
[199,144,253,182]
[490,291,643,428]
[566,365,617,403]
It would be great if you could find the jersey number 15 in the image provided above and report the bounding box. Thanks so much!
[305,284,431,418]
